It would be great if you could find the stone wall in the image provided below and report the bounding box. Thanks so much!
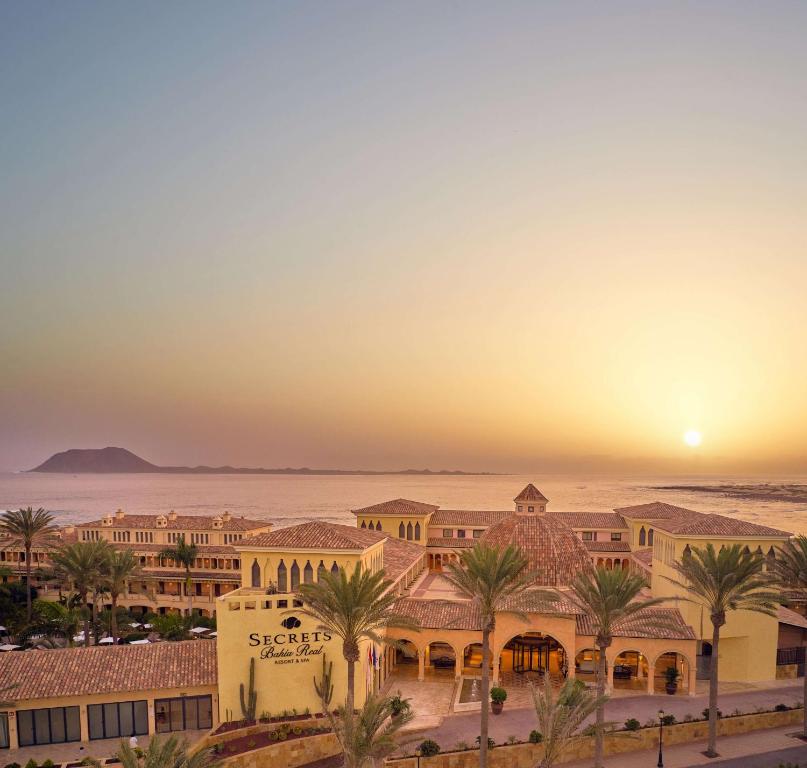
[220,732,341,768]
[196,717,326,750]
[386,708,803,768]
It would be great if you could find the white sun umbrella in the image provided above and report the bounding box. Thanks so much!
[189,626,210,634]
[98,637,114,645]
[0,625,6,632]
[73,634,85,643]
[0,644,21,651]
[209,631,217,638]
[129,639,150,644]
[142,623,153,630]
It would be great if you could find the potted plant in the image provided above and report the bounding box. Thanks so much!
[664,665,680,695]
[490,686,507,714]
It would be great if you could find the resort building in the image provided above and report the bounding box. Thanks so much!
[0,510,272,617]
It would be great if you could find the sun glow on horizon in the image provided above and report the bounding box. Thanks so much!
[683,430,703,448]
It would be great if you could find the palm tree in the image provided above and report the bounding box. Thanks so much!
[444,543,533,768]
[666,543,779,757]
[26,599,83,646]
[530,675,608,768]
[101,549,142,642]
[113,734,221,768]
[159,536,198,618]
[327,693,414,768]
[561,566,669,768]
[0,507,58,621]
[295,563,418,717]
[770,535,807,738]
[50,540,112,645]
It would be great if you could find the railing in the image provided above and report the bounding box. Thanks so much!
[777,646,806,666]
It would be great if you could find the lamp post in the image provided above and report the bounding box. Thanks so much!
[657,709,665,768]
[415,748,422,768]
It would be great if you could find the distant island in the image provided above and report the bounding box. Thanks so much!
[29,447,493,476]
[655,483,807,504]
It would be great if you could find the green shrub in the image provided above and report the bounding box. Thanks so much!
[529,729,543,743]
[24,759,38,768]
[418,740,440,756]
[702,708,722,720]
[623,718,640,731]
[661,714,676,726]
[247,739,256,748]
[5,762,22,768]
[775,703,790,712]
[506,735,517,745]
[490,687,507,704]
[41,761,55,768]
[475,736,495,749]
[454,741,469,751]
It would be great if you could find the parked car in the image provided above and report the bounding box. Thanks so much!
[432,655,456,668]
[613,664,634,679]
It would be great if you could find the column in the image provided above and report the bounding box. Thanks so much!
[606,657,615,693]
[147,697,157,735]
[688,658,698,696]
[454,646,463,679]
[647,660,655,694]
[79,704,90,742]
[417,652,425,682]
[8,711,19,750]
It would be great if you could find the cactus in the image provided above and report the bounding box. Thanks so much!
[240,658,258,721]
[313,653,334,713]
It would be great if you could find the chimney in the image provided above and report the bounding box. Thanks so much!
[115,508,125,520]
[222,511,232,523]
[168,510,177,522]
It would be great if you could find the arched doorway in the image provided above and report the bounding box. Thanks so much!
[574,648,601,683]
[653,651,691,695]
[612,650,649,691]
[462,642,485,672]
[395,639,419,666]
[500,632,568,685]
[425,642,456,675]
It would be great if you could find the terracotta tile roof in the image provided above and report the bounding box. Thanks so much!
[576,607,696,640]
[0,640,217,701]
[550,512,628,530]
[632,548,654,567]
[351,499,439,517]
[584,540,631,553]
[650,513,791,538]
[239,522,384,551]
[514,484,548,503]
[430,510,510,526]
[614,502,701,520]
[393,598,482,630]
[427,537,475,548]
[76,514,268,531]
[778,605,807,630]
[379,537,426,584]
[139,568,241,581]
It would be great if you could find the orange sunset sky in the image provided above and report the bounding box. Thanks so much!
[1,3,807,474]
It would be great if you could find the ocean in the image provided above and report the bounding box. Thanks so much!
[1,472,807,534]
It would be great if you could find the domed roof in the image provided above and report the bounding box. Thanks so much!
[481,512,592,586]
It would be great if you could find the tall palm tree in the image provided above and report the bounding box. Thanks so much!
[113,734,221,768]
[159,536,198,618]
[0,507,58,621]
[444,543,533,768]
[328,692,414,768]
[295,563,418,716]
[666,543,779,757]
[770,535,807,738]
[26,599,83,646]
[50,540,112,645]
[561,566,669,768]
[101,549,142,642]
[530,675,608,768]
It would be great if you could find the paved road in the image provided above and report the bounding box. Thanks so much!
[705,744,807,767]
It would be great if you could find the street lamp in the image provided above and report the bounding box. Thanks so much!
[415,748,422,768]
[657,709,665,768]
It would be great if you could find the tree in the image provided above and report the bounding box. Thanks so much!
[25,599,83,646]
[444,543,533,768]
[101,549,142,642]
[770,535,807,738]
[530,675,608,768]
[50,540,112,645]
[0,507,58,621]
[159,536,198,618]
[151,613,191,641]
[561,566,669,768]
[113,734,221,768]
[295,562,418,716]
[666,543,779,757]
[327,693,414,768]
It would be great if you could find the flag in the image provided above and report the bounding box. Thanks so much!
[372,646,379,670]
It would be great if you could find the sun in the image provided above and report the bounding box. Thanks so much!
[683,430,702,448]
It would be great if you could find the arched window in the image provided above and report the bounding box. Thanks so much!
[291,560,300,591]
[742,545,751,555]
[331,561,339,575]
[277,560,287,592]
[647,529,654,546]
[361,521,367,529]
[407,522,413,541]
[251,559,261,588]
[376,521,382,531]
[639,527,646,546]
[304,560,314,584]
[399,522,405,538]
[683,544,692,558]
[318,560,327,581]
[369,521,375,530]
[414,522,421,541]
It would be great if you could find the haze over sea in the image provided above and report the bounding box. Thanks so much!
[1,473,807,535]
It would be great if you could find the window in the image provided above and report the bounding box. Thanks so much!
[375,521,382,531]
[582,531,593,541]
[361,521,367,529]
[610,532,622,542]
[251,559,261,588]
[406,522,413,541]
[304,560,314,584]
[399,522,405,538]
[414,522,421,541]
[647,529,654,546]
[528,506,534,513]
[472,530,483,539]
[290,560,300,591]
[318,560,327,581]
[638,527,646,546]
[0,713,8,749]
[331,561,339,575]
[88,701,148,740]
[457,530,466,538]
[17,707,80,746]
[442,529,453,538]
[517,506,523,512]
[277,560,287,592]
[155,696,212,733]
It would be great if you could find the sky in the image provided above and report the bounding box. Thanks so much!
[1,1,807,474]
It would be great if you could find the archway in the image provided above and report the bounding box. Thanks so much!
[499,632,568,685]
[395,639,419,666]
[462,642,486,672]
[612,650,649,691]
[652,651,691,695]
[574,648,601,684]
[425,641,456,675]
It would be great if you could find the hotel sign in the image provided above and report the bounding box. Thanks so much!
[248,616,332,665]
